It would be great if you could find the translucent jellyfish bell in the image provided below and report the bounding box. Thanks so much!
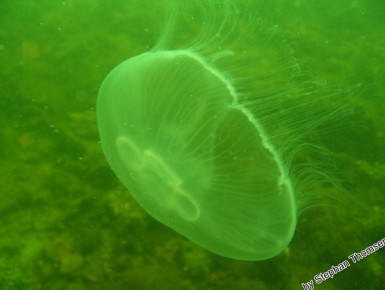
[97,1,341,260]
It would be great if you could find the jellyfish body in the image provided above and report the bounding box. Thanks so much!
[97,1,337,260]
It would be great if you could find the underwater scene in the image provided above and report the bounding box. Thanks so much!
[0,0,384,289]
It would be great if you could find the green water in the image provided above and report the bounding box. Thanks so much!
[0,0,384,289]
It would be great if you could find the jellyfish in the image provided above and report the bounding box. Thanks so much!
[97,0,345,260]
